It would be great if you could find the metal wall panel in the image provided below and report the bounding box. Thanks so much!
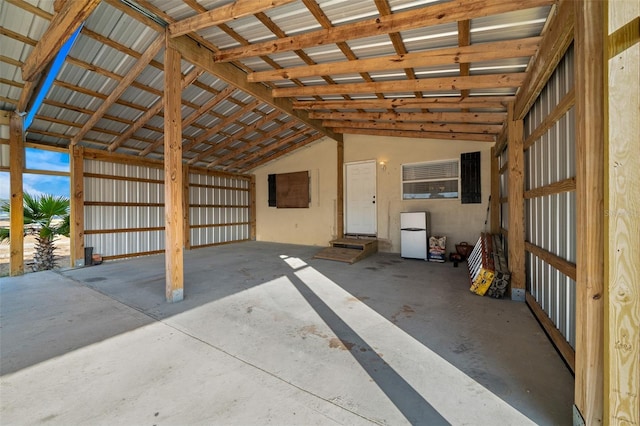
[523,45,576,347]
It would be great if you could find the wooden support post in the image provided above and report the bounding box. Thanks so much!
[605,1,639,424]
[336,139,344,239]
[250,175,257,240]
[490,146,500,234]
[507,103,525,301]
[9,113,24,276]
[182,164,190,250]
[164,35,184,303]
[69,145,84,266]
[574,0,605,423]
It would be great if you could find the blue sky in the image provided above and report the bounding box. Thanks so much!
[0,147,70,199]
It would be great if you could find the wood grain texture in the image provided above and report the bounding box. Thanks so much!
[250,175,257,241]
[507,103,525,294]
[272,73,527,97]
[490,147,500,234]
[215,0,554,62]
[183,165,190,250]
[337,139,344,239]
[9,113,24,276]
[292,96,513,111]
[515,0,575,120]
[574,0,605,422]
[331,127,495,142]
[606,2,640,423]
[21,0,101,82]
[169,0,297,37]
[525,241,577,281]
[309,111,506,123]
[69,145,84,267]
[524,177,576,199]
[163,40,184,303]
[523,88,575,151]
[248,37,540,82]
[322,120,502,135]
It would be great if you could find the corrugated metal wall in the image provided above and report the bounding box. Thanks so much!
[523,46,576,348]
[189,170,251,248]
[84,158,252,259]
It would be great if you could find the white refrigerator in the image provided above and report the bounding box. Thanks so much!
[400,211,430,260]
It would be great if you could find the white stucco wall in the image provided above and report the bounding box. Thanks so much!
[252,137,339,246]
[251,134,493,253]
[344,134,492,254]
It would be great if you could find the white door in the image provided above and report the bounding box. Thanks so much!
[345,160,377,235]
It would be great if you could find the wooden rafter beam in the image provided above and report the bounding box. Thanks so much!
[236,133,323,172]
[108,67,202,152]
[248,37,540,83]
[183,86,236,129]
[332,127,495,142]
[272,73,527,98]
[206,120,300,167]
[169,34,342,142]
[514,0,574,119]
[187,110,282,165]
[458,19,471,102]
[321,120,503,135]
[71,34,164,145]
[229,131,321,170]
[21,0,100,82]
[308,110,507,123]
[168,0,297,37]
[182,99,261,153]
[214,0,554,62]
[292,96,514,111]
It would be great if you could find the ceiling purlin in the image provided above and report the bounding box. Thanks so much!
[309,111,507,123]
[292,96,514,110]
[373,0,425,108]
[71,33,165,145]
[234,132,324,173]
[247,37,541,83]
[108,67,203,152]
[206,119,301,168]
[212,0,555,62]
[331,127,495,142]
[457,19,471,110]
[187,110,283,165]
[320,120,503,135]
[168,0,298,37]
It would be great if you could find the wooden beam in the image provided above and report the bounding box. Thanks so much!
[215,0,554,62]
[182,99,261,152]
[186,110,282,165]
[321,120,502,135]
[490,146,500,234]
[523,87,575,151]
[169,0,297,37]
[605,3,639,424]
[457,19,471,103]
[237,133,324,172]
[248,37,541,82]
[163,38,184,303]
[524,177,576,199]
[109,67,202,152]
[525,241,577,281]
[526,292,576,373]
[333,127,495,142]
[183,86,236,129]
[183,164,190,250]
[21,0,100,82]
[69,145,84,267]
[249,174,256,240]
[574,0,605,422]
[169,35,342,143]
[309,110,506,123]
[292,96,513,111]
[205,119,299,167]
[337,139,344,239]
[72,34,164,146]
[514,0,574,120]
[9,113,24,276]
[507,103,525,300]
[272,73,527,98]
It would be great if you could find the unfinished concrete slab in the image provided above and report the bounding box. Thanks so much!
[0,242,573,425]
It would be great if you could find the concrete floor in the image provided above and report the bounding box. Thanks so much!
[0,241,573,425]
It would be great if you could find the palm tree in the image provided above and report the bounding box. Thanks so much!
[0,193,70,271]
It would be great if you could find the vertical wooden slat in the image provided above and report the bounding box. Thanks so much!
[605,1,639,424]
[9,113,24,276]
[69,145,84,267]
[250,174,256,240]
[164,35,184,303]
[490,147,500,234]
[507,103,525,301]
[574,0,605,423]
[336,139,344,239]
[182,164,190,250]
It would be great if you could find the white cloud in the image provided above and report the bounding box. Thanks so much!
[25,148,69,173]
